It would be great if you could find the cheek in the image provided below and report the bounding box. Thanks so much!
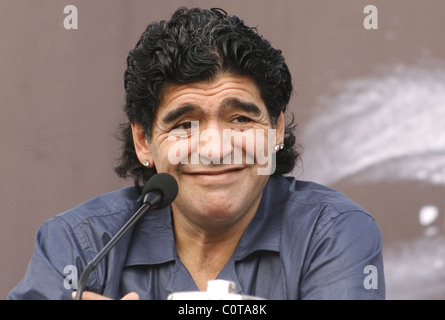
[159,127,276,167]
[165,133,202,165]
[232,129,275,162]
[166,137,190,165]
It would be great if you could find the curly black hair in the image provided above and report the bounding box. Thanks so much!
[115,7,301,190]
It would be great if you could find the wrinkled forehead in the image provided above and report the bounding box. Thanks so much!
[154,73,268,120]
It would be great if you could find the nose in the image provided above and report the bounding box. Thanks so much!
[197,123,233,165]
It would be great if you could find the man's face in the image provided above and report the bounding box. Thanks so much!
[132,73,284,230]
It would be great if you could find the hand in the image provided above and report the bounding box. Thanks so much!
[72,291,140,300]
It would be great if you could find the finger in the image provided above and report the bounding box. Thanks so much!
[121,292,140,300]
[72,290,113,300]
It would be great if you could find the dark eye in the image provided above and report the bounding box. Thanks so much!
[232,116,251,123]
[169,121,199,138]
[173,121,198,130]
[176,122,192,130]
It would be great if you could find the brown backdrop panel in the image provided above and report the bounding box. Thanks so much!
[1,0,444,299]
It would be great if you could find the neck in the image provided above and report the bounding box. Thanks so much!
[172,199,259,290]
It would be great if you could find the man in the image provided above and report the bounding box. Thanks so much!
[8,7,385,300]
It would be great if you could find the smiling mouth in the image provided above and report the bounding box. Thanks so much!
[183,167,246,181]
[186,166,245,175]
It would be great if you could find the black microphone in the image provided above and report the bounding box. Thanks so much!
[74,173,178,300]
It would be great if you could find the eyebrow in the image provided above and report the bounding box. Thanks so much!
[221,98,262,117]
[161,98,262,124]
[162,105,199,124]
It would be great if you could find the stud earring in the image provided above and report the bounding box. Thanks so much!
[280,143,284,150]
[143,160,150,167]
[274,145,280,151]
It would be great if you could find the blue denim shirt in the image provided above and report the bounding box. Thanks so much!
[8,176,385,300]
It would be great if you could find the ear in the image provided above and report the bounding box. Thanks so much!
[275,112,285,147]
[131,122,153,166]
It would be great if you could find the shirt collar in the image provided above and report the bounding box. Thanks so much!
[124,206,176,267]
[124,177,286,266]
[234,176,285,260]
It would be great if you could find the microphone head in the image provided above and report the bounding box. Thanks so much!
[141,173,178,209]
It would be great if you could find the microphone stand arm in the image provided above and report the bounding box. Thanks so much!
[75,191,161,300]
